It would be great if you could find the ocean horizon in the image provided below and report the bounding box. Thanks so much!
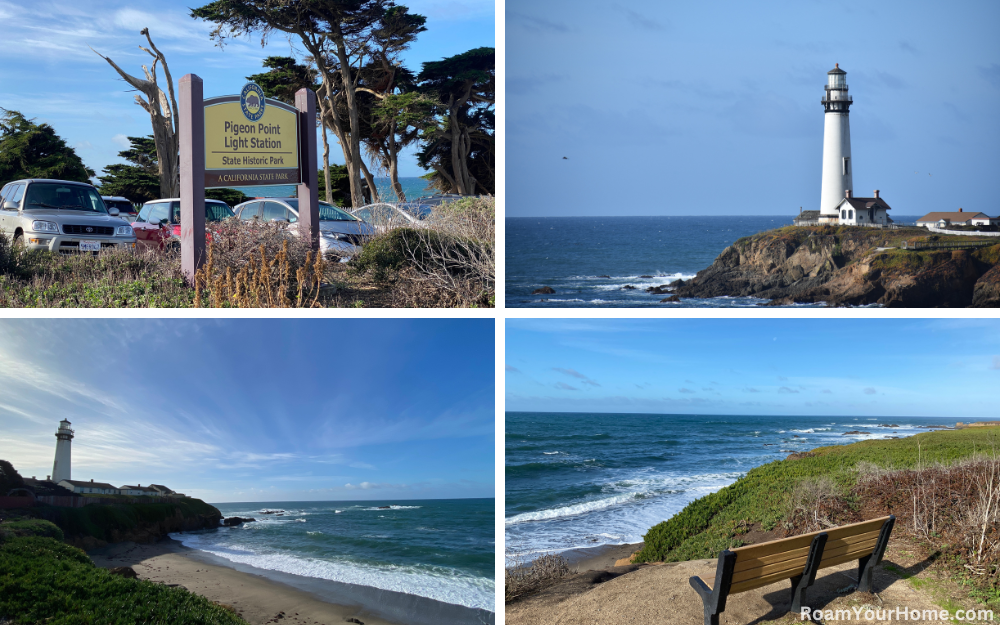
[171,497,494,616]
[505,412,957,559]
[506,215,926,308]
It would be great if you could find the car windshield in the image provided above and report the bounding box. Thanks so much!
[170,202,235,224]
[24,183,107,213]
[281,198,356,221]
[401,204,432,219]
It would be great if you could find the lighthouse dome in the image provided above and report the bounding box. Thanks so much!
[827,63,846,74]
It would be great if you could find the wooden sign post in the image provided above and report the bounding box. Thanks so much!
[178,76,319,283]
[179,74,206,282]
[295,87,319,251]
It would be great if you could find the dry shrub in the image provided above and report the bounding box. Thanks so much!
[200,218,313,269]
[851,455,1000,567]
[787,476,842,531]
[505,550,570,602]
[349,197,494,307]
[194,239,327,308]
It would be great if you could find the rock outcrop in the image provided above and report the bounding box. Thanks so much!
[673,226,1000,307]
[532,286,556,295]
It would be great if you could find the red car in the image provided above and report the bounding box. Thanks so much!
[131,198,234,250]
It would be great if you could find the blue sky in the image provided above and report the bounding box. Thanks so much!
[0,0,494,183]
[0,319,494,503]
[506,319,1000,418]
[507,0,1000,217]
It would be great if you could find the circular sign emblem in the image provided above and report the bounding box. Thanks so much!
[241,83,266,122]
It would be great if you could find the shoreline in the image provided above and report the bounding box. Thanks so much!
[89,537,494,625]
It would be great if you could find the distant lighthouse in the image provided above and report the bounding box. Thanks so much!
[819,64,853,222]
[52,419,74,483]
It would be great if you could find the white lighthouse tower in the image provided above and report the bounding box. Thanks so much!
[52,419,74,483]
[819,63,854,222]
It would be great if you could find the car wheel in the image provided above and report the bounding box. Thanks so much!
[168,241,181,254]
[12,232,25,250]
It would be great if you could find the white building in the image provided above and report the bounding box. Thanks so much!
[51,419,74,483]
[119,484,160,496]
[58,479,119,495]
[819,64,854,223]
[916,209,993,228]
[834,190,892,226]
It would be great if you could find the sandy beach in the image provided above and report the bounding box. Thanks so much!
[89,538,494,625]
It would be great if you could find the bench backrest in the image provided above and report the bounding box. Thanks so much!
[726,516,891,594]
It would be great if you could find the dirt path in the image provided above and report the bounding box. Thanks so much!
[507,544,981,624]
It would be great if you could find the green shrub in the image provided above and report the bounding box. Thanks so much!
[0,536,246,624]
[634,428,1000,563]
[0,519,64,542]
[34,498,220,542]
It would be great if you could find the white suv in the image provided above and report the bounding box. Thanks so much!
[0,179,136,253]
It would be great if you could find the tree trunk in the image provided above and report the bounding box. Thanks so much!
[359,159,379,203]
[388,120,405,201]
[93,30,179,199]
[332,32,365,208]
[321,119,332,204]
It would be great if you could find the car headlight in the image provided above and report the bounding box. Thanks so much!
[31,220,58,233]
[115,225,133,236]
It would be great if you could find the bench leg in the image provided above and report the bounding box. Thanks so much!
[857,554,874,593]
[690,551,736,625]
[858,516,895,593]
[790,574,807,613]
[791,532,828,612]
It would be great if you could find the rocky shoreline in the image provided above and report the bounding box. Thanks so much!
[671,225,1000,307]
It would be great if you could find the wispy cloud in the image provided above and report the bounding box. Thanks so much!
[552,367,600,387]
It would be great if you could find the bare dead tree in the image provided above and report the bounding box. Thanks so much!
[92,29,179,198]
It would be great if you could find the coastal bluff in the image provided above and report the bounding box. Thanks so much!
[673,225,1000,307]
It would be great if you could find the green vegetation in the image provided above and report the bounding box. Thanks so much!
[27,498,220,543]
[0,536,245,624]
[0,243,194,307]
[634,428,1000,563]
[0,109,94,187]
[96,135,161,203]
[0,518,64,541]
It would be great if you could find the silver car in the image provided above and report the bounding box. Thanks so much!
[233,197,375,258]
[0,179,136,253]
[350,202,431,234]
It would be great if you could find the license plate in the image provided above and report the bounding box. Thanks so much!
[79,240,101,252]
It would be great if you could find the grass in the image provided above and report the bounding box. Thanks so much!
[0,536,246,624]
[634,427,1000,564]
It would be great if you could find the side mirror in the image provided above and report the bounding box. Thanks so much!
[2,200,17,210]
[108,207,120,216]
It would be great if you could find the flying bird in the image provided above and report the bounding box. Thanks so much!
[562,156,568,159]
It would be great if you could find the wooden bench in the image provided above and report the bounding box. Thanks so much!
[689,515,895,625]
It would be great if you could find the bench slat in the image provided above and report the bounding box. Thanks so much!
[730,536,879,585]
[732,529,882,573]
[731,517,888,562]
[819,544,880,571]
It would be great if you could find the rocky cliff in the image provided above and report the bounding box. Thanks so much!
[673,225,1000,307]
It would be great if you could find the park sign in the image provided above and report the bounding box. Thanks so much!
[203,83,300,188]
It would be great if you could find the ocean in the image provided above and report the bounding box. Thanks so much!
[505,412,957,559]
[505,215,925,308]
[170,498,494,619]
[230,176,434,201]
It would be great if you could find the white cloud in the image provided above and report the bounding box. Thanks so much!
[111,134,130,148]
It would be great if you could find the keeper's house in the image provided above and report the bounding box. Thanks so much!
[830,190,891,226]
[916,209,996,228]
[58,479,119,495]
